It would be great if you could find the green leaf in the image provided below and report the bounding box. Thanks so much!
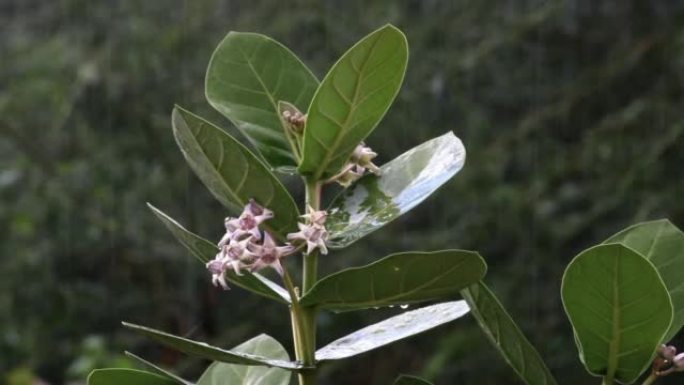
[604,219,684,343]
[205,32,319,169]
[561,244,673,384]
[316,301,469,360]
[394,375,434,385]
[326,132,465,248]
[299,24,408,180]
[461,282,558,385]
[88,369,178,385]
[300,250,486,311]
[125,352,194,385]
[123,322,304,371]
[171,106,299,237]
[147,203,290,304]
[197,334,291,385]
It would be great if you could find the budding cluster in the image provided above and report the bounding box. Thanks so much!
[282,109,306,133]
[207,199,294,290]
[327,143,381,187]
[654,344,684,376]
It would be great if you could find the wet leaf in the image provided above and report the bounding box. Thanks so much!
[123,323,304,371]
[326,132,465,248]
[88,369,178,385]
[604,219,684,343]
[299,24,408,180]
[300,250,486,311]
[206,32,318,169]
[461,282,558,385]
[197,335,291,385]
[147,203,290,303]
[316,301,469,360]
[171,106,299,237]
[561,244,672,384]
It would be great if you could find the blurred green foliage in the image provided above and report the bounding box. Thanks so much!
[1,0,683,384]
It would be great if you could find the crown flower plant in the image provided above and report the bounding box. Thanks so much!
[89,25,684,385]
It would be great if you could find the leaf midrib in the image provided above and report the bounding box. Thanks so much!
[607,254,621,381]
[317,256,475,309]
[180,118,289,237]
[312,31,385,179]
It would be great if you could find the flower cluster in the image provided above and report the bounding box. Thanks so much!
[282,109,306,133]
[288,205,329,255]
[207,199,294,290]
[654,344,684,376]
[328,142,381,187]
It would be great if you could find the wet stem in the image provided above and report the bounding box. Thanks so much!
[282,178,321,385]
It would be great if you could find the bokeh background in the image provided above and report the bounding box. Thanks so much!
[2,0,684,384]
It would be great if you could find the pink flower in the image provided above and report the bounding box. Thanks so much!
[351,143,380,175]
[301,205,327,226]
[224,199,274,240]
[248,232,294,276]
[287,222,329,255]
[206,257,230,290]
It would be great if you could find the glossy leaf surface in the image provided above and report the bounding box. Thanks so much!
[172,106,299,236]
[316,301,469,360]
[604,219,684,343]
[299,24,408,179]
[147,204,289,303]
[123,322,303,370]
[461,282,558,385]
[394,375,434,385]
[561,244,672,384]
[197,335,291,385]
[125,352,194,385]
[88,369,178,385]
[206,32,318,169]
[300,250,486,311]
[326,132,465,248]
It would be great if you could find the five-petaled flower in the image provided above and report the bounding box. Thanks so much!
[208,199,295,289]
[287,206,329,255]
[248,232,294,276]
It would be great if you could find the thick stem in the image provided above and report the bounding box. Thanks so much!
[641,373,658,385]
[296,177,322,385]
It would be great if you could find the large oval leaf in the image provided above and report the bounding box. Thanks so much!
[123,322,304,370]
[299,24,408,180]
[147,203,290,304]
[394,376,434,385]
[604,219,684,343]
[316,301,469,360]
[205,32,319,169]
[561,244,673,384]
[461,282,558,385]
[172,106,299,236]
[88,369,178,385]
[197,335,291,385]
[326,132,465,248]
[300,250,486,311]
[125,352,193,385]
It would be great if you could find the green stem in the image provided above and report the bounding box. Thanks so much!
[298,178,322,385]
[641,373,658,385]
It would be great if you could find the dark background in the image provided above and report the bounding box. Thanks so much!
[2,0,684,384]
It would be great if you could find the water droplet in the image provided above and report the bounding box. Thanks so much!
[400,304,409,309]
[393,266,400,272]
